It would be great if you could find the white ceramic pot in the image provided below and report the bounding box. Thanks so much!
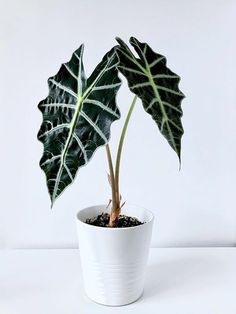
[76,204,154,306]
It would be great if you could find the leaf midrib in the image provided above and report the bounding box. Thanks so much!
[51,52,117,204]
[134,47,178,153]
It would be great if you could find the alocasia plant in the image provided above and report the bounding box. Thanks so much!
[38,37,184,227]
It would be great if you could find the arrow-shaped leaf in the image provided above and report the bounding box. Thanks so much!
[38,45,121,206]
[116,37,184,160]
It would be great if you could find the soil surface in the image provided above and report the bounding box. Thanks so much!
[86,213,143,228]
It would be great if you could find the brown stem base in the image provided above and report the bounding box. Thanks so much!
[108,207,121,227]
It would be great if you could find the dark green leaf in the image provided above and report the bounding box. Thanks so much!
[116,37,184,160]
[38,45,121,206]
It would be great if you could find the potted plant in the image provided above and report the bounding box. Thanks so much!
[37,36,184,306]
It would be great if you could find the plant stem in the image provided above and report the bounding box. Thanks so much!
[106,95,138,227]
[105,144,117,213]
[114,95,138,209]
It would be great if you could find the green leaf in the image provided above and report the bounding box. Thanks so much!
[38,45,121,206]
[116,37,185,160]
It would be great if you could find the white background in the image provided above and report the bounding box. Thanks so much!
[0,0,235,249]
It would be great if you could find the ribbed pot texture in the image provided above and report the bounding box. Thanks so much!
[76,204,154,306]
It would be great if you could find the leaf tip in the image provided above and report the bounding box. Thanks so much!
[81,43,85,53]
[178,155,182,171]
[129,36,137,44]
[80,43,85,50]
[73,43,85,60]
[50,193,56,209]
[115,36,122,43]
[50,200,54,209]
[115,37,127,48]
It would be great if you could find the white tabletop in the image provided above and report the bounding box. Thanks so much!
[1,248,236,314]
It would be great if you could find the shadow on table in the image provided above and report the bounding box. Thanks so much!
[143,255,221,300]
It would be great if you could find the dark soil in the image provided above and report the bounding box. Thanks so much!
[86,212,143,228]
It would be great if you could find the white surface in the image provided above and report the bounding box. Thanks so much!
[0,0,236,248]
[76,204,153,305]
[1,248,236,313]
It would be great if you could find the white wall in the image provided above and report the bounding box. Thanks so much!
[0,0,235,249]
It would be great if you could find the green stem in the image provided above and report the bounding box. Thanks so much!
[105,144,117,212]
[115,95,138,203]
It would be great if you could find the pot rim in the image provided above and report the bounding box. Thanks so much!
[76,203,154,231]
